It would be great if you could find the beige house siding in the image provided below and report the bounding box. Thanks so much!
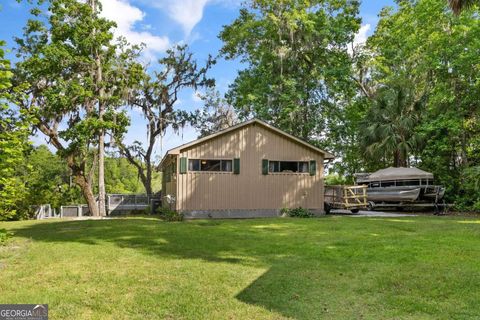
[169,122,325,214]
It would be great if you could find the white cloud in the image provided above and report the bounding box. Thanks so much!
[138,0,242,37]
[149,0,209,36]
[348,23,371,55]
[353,23,371,47]
[100,0,170,56]
[168,0,209,35]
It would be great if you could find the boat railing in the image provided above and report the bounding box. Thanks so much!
[366,179,435,188]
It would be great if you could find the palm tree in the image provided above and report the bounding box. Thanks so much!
[361,86,425,168]
[448,0,478,14]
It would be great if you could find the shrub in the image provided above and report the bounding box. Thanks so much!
[156,207,184,222]
[454,166,480,212]
[282,207,314,218]
[0,229,11,245]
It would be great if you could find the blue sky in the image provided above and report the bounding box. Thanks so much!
[0,0,395,160]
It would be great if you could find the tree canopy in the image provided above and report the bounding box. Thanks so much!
[12,0,142,216]
[220,0,361,142]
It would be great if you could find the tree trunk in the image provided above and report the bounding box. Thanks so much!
[145,160,153,196]
[73,172,99,217]
[90,0,106,216]
[67,156,98,216]
[98,126,106,216]
[36,121,100,216]
[144,137,155,196]
[393,149,407,167]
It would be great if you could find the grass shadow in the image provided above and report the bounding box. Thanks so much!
[4,216,480,319]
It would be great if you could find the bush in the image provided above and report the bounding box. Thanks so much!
[282,207,314,218]
[156,207,184,222]
[325,174,350,186]
[451,166,480,212]
[0,229,11,245]
[280,207,290,217]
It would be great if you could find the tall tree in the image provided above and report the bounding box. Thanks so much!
[13,0,141,216]
[0,40,32,220]
[352,0,480,208]
[220,0,360,142]
[190,88,238,138]
[88,0,107,216]
[114,45,214,195]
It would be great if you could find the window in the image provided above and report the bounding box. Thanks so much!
[188,159,200,171]
[269,161,280,173]
[268,161,309,173]
[221,160,233,172]
[396,179,420,186]
[380,180,395,187]
[188,159,233,172]
[298,162,309,173]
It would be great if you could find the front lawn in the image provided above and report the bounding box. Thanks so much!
[0,216,479,319]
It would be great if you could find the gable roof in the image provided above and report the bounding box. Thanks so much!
[160,119,334,166]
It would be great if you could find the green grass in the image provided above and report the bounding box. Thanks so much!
[0,216,479,319]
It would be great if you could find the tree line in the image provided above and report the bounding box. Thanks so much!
[219,0,480,211]
[1,0,480,220]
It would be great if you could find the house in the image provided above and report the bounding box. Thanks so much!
[159,119,334,218]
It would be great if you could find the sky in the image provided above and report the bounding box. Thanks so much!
[0,0,395,161]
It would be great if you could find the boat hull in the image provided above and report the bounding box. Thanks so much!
[422,186,446,201]
[367,187,421,202]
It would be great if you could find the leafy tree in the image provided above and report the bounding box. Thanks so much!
[0,40,31,220]
[355,0,480,208]
[104,156,158,194]
[12,0,141,216]
[22,145,156,210]
[190,88,238,138]
[220,0,360,142]
[114,45,214,195]
[25,145,82,209]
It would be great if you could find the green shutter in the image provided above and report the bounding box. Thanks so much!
[233,158,240,174]
[180,157,187,174]
[262,159,269,175]
[309,160,317,176]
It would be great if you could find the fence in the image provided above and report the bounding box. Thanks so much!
[34,204,56,219]
[60,205,91,217]
[54,194,161,218]
[107,194,159,214]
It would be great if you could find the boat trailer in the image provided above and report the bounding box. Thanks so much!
[366,199,450,214]
[324,185,368,214]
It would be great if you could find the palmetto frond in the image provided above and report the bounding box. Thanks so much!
[360,85,425,166]
[448,0,478,14]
